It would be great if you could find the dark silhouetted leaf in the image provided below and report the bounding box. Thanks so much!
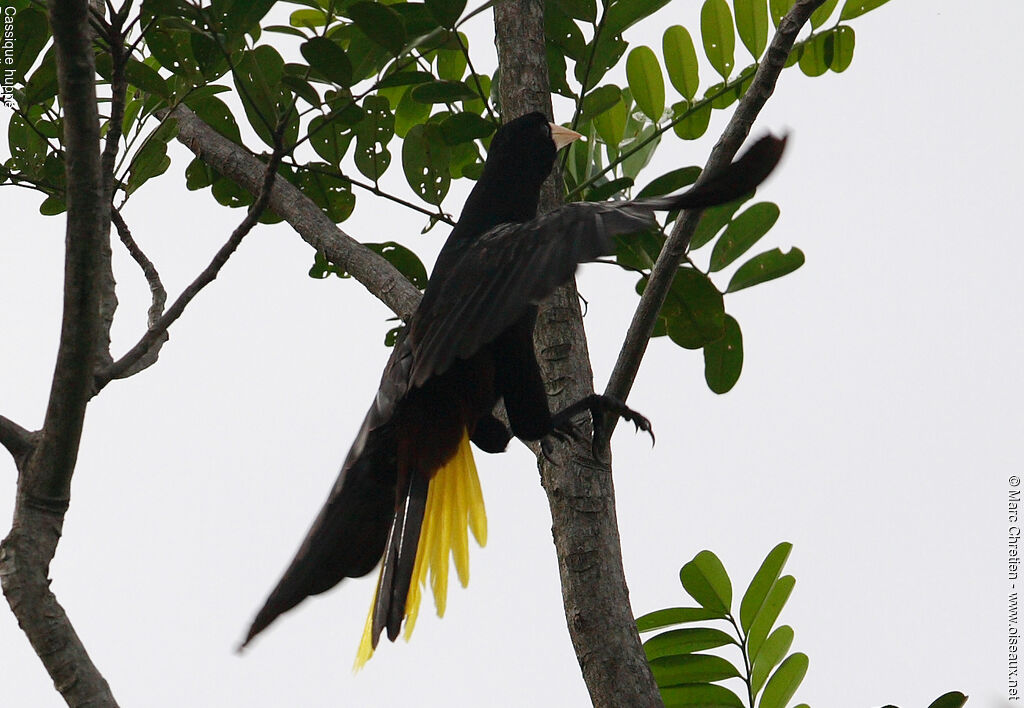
[301,37,353,87]
[926,692,969,708]
[349,1,407,54]
[637,166,700,199]
[440,112,494,144]
[426,0,466,27]
[411,80,476,103]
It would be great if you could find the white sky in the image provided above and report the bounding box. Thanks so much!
[2,1,1019,706]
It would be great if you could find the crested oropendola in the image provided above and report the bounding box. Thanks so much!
[241,111,786,663]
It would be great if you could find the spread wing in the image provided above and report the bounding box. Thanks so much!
[408,200,655,387]
[408,133,787,387]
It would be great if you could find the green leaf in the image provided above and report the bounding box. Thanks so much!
[578,33,627,92]
[672,100,712,141]
[10,8,49,84]
[758,653,808,708]
[926,691,969,708]
[664,269,725,350]
[605,0,672,36]
[290,7,328,28]
[650,654,741,687]
[734,0,769,59]
[309,115,354,166]
[348,2,407,54]
[377,70,435,89]
[636,607,728,632]
[395,87,432,138]
[185,156,213,190]
[660,684,744,708]
[709,202,780,272]
[301,37,353,87]
[701,0,735,80]
[626,47,665,121]
[39,195,66,216]
[798,32,829,77]
[751,625,794,695]
[839,0,891,19]
[546,10,586,61]
[581,84,622,122]
[679,550,732,613]
[184,94,241,143]
[436,46,468,81]
[124,59,171,99]
[586,177,633,202]
[769,0,793,26]
[439,112,494,144]
[281,74,321,107]
[411,80,476,103]
[637,166,700,199]
[691,197,746,250]
[644,628,736,661]
[552,0,597,23]
[126,137,170,194]
[402,123,451,205]
[703,314,743,394]
[726,247,805,292]
[425,0,466,26]
[594,97,628,151]
[367,242,429,289]
[740,542,793,633]
[298,165,355,223]
[663,26,699,100]
[810,0,839,27]
[7,114,47,175]
[827,25,855,72]
[354,95,395,181]
[747,575,795,662]
[621,123,661,181]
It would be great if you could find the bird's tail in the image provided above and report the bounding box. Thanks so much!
[355,429,487,669]
[636,133,788,212]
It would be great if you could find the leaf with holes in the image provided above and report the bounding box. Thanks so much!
[840,0,891,19]
[403,123,451,205]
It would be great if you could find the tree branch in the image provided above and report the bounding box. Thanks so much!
[0,414,34,463]
[97,133,287,388]
[604,0,825,411]
[1,1,119,705]
[111,208,166,328]
[493,1,662,706]
[167,105,421,321]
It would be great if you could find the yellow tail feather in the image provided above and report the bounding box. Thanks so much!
[354,429,487,669]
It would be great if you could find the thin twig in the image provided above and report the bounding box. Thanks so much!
[111,208,166,327]
[604,0,825,416]
[97,129,288,388]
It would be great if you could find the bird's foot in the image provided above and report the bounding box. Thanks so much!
[547,394,655,461]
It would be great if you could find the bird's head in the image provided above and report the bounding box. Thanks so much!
[481,112,582,191]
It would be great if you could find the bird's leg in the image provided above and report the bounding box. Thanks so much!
[547,394,655,461]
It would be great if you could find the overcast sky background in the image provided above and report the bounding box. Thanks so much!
[2,1,1019,706]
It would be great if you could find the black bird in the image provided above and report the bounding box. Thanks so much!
[242,112,786,663]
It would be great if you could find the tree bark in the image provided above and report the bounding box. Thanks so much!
[0,1,119,705]
[494,2,663,706]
